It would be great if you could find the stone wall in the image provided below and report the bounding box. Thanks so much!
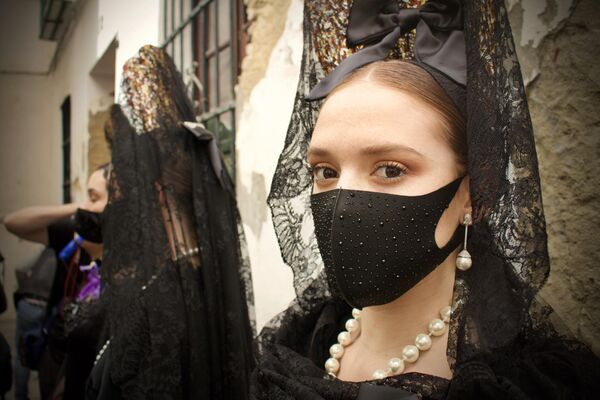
[509,0,600,354]
[87,108,112,175]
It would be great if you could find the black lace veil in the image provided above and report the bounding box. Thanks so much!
[265,0,554,366]
[102,45,255,399]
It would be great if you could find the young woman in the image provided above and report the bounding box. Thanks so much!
[252,0,599,398]
[309,59,469,383]
[86,46,255,400]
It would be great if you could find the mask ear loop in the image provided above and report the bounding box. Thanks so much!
[437,176,468,252]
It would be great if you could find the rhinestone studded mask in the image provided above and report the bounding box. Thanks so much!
[310,178,463,308]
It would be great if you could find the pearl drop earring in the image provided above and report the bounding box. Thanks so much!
[455,213,472,271]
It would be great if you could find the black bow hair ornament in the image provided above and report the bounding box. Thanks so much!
[306,0,466,103]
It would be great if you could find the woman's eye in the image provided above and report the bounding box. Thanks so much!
[313,166,339,181]
[374,163,406,179]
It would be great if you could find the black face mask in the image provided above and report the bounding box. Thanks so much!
[74,208,103,244]
[310,178,463,308]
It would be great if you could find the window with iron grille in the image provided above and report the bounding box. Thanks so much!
[161,0,248,178]
[61,96,71,203]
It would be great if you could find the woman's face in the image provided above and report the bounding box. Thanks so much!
[308,80,470,247]
[83,169,109,213]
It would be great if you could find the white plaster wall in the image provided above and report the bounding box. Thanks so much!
[236,0,303,330]
[50,0,103,199]
[0,74,57,322]
[97,0,161,95]
[0,1,61,324]
[49,0,160,199]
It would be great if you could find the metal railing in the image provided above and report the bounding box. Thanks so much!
[161,0,242,178]
[39,0,76,40]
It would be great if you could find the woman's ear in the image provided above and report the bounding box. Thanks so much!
[459,175,472,223]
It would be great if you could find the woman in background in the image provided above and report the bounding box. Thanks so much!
[4,164,109,400]
[87,45,255,400]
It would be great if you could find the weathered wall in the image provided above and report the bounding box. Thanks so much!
[236,0,301,329]
[509,0,600,354]
[88,108,112,173]
[238,0,295,105]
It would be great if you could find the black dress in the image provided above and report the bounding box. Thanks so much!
[252,298,600,400]
[44,219,103,400]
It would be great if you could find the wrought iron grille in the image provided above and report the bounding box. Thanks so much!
[161,0,247,177]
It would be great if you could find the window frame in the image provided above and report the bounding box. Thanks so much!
[61,96,71,203]
[161,0,247,178]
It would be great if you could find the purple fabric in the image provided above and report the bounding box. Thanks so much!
[77,263,101,301]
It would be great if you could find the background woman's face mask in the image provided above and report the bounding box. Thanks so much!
[74,208,103,244]
[310,178,463,308]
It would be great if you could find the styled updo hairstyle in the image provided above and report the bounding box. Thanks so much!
[329,60,467,173]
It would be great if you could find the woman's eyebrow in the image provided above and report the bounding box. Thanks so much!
[308,143,425,159]
[307,146,330,159]
[359,143,424,157]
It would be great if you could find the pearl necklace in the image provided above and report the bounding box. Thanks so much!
[94,339,111,366]
[324,305,452,380]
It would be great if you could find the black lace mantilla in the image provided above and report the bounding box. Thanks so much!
[259,0,599,398]
[100,46,255,399]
